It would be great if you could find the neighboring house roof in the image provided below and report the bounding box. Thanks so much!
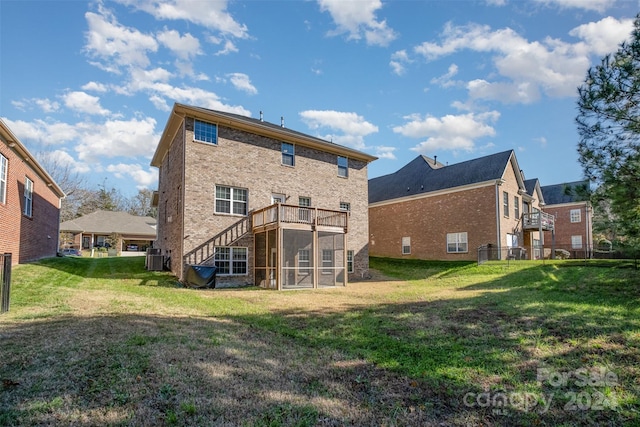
[369,149,523,204]
[151,103,378,167]
[541,181,590,205]
[0,119,65,198]
[60,210,157,237]
[523,178,545,205]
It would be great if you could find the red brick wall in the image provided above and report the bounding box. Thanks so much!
[544,202,592,250]
[0,144,61,265]
[369,184,499,261]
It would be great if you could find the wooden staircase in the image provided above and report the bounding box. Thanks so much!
[183,216,251,266]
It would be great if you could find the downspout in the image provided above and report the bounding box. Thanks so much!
[180,118,186,280]
[495,179,504,259]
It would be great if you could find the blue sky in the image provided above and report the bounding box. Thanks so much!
[1,0,638,197]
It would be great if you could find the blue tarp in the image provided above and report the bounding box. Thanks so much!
[185,265,217,289]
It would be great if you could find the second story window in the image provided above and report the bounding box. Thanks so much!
[215,185,247,215]
[0,154,7,204]
[570,209,581,223]
[194,119,217,144]
[339,202,350,211]
[514,196,520,219]
[338,156,348,177]
[24,177,33,217]
[281,142,295,166]
[503,191,509,217]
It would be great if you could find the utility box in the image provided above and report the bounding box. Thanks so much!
[146,254,164,271]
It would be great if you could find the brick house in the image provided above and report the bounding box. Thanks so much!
[541,181,592,258]
[0,119,65,265]
[150,103,377,289]
[59,210,157,255]
[368,150,552,261]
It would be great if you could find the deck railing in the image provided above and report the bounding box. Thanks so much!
[522,211,555,231]
[252,203,348,231]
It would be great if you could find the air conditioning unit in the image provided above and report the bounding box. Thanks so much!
[147,255,164,271]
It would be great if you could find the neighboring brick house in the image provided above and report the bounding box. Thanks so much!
[368,150,551,261]
[59,210,157,255]
[0,119,65,265]
[541,181,593,258]
[150,103,377,289]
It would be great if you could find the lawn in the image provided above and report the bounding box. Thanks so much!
[0,256,638,426]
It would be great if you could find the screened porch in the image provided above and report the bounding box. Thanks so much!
[252,204,348,290]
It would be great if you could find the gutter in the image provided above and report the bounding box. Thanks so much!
[495,179,505,258]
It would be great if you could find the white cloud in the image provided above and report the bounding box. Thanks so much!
[214,40,239,56]
[300,110,378,150]
[226,73,257,95]
[2,118,81,145]
[569,16,634,56]
[533,0,616,13]
[81,81,109,93]
[46,149,92,174]
[317,0,397,47]
[106,163,158,189]
[390,50,411,75]
[84,4,158,72]
[393,111,500,153]
[300,110,378,136]
[157,28,201,60]
[374,146,396,160]
[63,91,111,116]
[413,18,633,103]
[431,63,459,88]
[74,117,160,163]
[115,0,249,39]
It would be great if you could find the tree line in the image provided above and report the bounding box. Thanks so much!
[36,152,157,222]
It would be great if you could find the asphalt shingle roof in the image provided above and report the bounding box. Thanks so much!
[540,181,590,205]
[369,150,515,204]
[60,210,157,236]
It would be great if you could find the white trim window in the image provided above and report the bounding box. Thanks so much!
[514,196,520,219]
[281,142,295,166]
[298,249,310,275]
[194,119,217,144]
[215,185,247,215]
[347,250,354,273]
[299,196,311,221]
[339,202,350,211]
[0,154,7,204]
[503,191,509,217]
[447,232,468,253]
[337,156,348,177]
[402,236,411,254]
[24,177,33,217]
[571,235,583,249]
[570,209,581,223]
[322,249,333,274]
[215,247,248,275]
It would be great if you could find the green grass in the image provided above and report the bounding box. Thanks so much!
[1,256,638,426]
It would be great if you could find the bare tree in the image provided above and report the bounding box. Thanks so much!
[34,150,87,221]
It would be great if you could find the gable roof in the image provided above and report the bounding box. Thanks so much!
[523,178,545,205]
[0,119,65,198]
[540,180,590,205]
[151,103,378,167]
[60,210,157,237]
[369,150,522,204]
